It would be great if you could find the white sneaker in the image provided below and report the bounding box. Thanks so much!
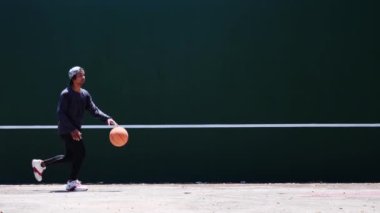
[66,180,88,192]
[32,159,46,182]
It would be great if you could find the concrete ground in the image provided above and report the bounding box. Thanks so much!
[0,183,379,213]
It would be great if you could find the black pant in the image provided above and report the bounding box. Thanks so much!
[43,134,86,181]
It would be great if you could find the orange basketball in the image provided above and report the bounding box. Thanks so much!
[109,126,129,147]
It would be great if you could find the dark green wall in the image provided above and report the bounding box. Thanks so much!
[0,0,379,183]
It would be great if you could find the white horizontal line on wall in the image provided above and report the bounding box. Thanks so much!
[0,123,380,129]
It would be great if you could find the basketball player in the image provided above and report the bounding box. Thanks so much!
[32,66,117,191]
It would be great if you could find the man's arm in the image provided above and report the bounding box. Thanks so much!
[57,93,77,133]
[86,94,117,125]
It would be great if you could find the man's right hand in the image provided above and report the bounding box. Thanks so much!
[70,129,82,141]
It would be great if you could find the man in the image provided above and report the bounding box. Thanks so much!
[32,66,117,191]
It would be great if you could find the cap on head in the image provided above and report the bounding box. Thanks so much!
[68,66,83,79]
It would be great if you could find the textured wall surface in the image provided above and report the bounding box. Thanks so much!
[0,0,378,183]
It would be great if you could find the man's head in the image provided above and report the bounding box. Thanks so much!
[69,66,86,87]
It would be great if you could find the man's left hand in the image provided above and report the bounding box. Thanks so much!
[107,118,118,126]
